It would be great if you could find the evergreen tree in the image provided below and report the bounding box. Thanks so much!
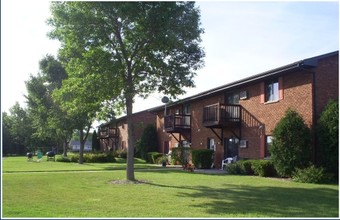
[270,109,311,177]
[92,130,101,152]
[318,100,338,178]
[137,124,158,160]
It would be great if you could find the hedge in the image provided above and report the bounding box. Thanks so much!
[58,153,116,163]
[225,159,277,177]
[191,149,214,169]
[147,152,163,164]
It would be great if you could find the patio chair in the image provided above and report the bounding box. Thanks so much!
[27,152,33,161]
[36,151,43,162]
[221,157,233,170]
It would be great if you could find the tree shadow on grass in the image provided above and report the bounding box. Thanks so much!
[144,180,338,217]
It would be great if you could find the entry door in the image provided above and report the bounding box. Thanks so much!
[224,137,239,158]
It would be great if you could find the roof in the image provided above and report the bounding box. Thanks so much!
[148,50,338,112]
[98,109,155,128]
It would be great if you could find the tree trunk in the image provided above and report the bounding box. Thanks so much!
[126,95,135,181]
[79,129,84,164]
[62,138,68,157]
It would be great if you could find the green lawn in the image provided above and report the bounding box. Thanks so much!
[2,156,339,218]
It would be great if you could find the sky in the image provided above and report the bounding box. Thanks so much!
[1,0,339,118]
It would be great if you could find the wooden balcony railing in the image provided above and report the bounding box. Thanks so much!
[203,103,241,128]
[98,127,118,139]
[164,114,191,132]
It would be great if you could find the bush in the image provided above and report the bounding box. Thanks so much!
[56,156,72,162]
[70,154,80,162]
[318,100,338,178]
[147,152,163,164]
[225,163,242,175]
[191,149,214,169]
[156,155,168,164]
[171,147,191,167]
[292,164,333,184]
[238,160,255,175]
[270,109,312,177]
[116,148,127,159]
[251,160,277,177]
[64,153,116,163]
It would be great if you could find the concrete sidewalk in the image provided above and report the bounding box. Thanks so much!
[157,165,227,174]
[193,168,227,174]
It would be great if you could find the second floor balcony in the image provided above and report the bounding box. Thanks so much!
[98,127,119,139]
[203,103,241,128]
[164,114,191,133]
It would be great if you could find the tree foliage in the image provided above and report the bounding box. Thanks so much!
[4,103,35,152]
[318,100,338,177]
[270,109,312,177]
[25,55,73,156]
[48,2,204,180]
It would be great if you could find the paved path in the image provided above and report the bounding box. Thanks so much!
[156,165,227,174]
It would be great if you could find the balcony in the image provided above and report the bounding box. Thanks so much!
[98,127,118,139]
[203,103,241,128]
[164,114,191,133]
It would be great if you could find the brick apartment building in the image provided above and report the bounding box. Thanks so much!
[98,110,156,152]
[149,51,339,168]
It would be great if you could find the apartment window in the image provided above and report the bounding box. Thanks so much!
[183,104,191,115]
[265,79,279,102]
[207,138,216,151]
[265,136,273,158]
[226,92,240,104]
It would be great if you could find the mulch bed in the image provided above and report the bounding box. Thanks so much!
[108,179,149,185]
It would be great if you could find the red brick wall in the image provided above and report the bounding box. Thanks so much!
[155,71,315,167]
[240,71,314,160]
[314,54,339,117]
[100,111,156,151]
[154,54,338,168]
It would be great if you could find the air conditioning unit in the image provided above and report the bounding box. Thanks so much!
[239,140,248,148]
[240,91,248,100]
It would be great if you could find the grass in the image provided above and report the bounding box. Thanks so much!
[2,155,155,172]
[2,156,339,218]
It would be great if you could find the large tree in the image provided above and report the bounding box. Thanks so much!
[25,55,72,156]
[4,103,35,152]
[48,2,205,180]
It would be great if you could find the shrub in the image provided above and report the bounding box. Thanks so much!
[251,160,277,177]
[70,154,80,163]
[191,149,214,169]
[237,160,255,175]
[270,109,312,177]
[225,163,242,174]
[116,148,127,158]
[318,100,338,178]
[292,164,333,184]
[156,155,168,165]
[171,147,191,167]
[62,153,116,163]
[147,152,163,164]
[56,156,72,162]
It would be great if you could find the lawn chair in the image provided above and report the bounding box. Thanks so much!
[221,157,233,170]
[221,156,238,170]
[36,151,43,162]
[27,152,33,162]
[46,151,56,162]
